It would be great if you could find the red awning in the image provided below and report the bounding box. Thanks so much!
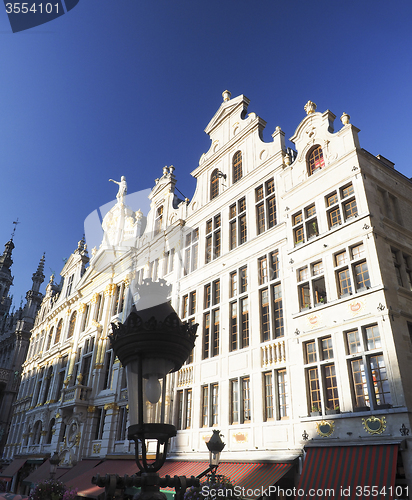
[67,459,292,499]
[58,459,102,484]
[22,460,68,485]
[159,461,292,497]
[0,459,27,480]
[65,459,138,498]
[297,445,398,500]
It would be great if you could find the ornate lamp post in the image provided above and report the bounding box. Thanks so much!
[93,279,199,500]
[49,451,60,480]
[206,430,225,483]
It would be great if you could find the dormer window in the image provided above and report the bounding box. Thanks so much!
[210,169,219,200]
[307,146,325,176]
[233,151,243,183]
[154,205,163,236]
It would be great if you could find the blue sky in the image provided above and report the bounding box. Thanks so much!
[0,0,411,305]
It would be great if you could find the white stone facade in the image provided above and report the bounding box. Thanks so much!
[4,93,412,493]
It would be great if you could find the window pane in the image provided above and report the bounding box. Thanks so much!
[338,269,352,296]
[267,197,277,228]
[324,364,339,409]
[203,313,210,359]
[344,199,358,219]
[233,151,243,183]
[202,386,209,427]
[308,146,325,175]
[365,325,381,350]
[327,193,338,206]
[230,272,237,298]
[329,208,341,227]
[354,262,370,289]
[321,337,333,360]
[257,203,265,234]
[255,185,264,202]
[230,302,238,351]
[231,380,239,424]
[242,377,251,422]
[341,184,354,198]
[239,215,247,244]
[369,355,392,406]
[258,256,268,285]
[308,367,321,410]
[347,330,361,354]
[211,384,219,425]
[273,284,284,338]
[269,251,279,281]
[260,289,270,342]
[278,369,289,418]
[306,341,317,363]
[240,297,249,348]
[351,359,369,407]
[264,372,273,420]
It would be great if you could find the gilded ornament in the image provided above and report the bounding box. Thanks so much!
[93,444,101,454]
[340,112,350,125]
[104,402,119,412]
[87,406,96,413]
[78,303,87,314]
[304,100,317,115]
[316,420,335,437]
[362,416,386,435]
[91,293,99,304]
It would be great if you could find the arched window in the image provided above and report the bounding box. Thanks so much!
[67,311,77,339]
[154,206,163,236]
[33,420,42,445]
[46,327,54,351]
[55,319,63,345]
[233,151,243,183]
[210,169,219,200]
[307,146,325,175]
[46,418,55,444]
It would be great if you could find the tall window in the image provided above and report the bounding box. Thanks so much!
[258,251,283,341]
[335,243,371,298]
[297,260,327,311]
[176,388,192,430]
[66,274,74,298]
[94,409,106,440]
[154,205,163,236]
[203,280,220,359]
[55,319,63,345]
[46,327,54,351]
[326,182,358,229]
[307,146,325,175]
[201,383,219,427]
[232,151,243,183]
[346,325,391,409]
[163,248,175,275]
[304,336,339,414]
[210,169,220,200]
[229,266,249,351]
[205,215,221,263]
[67,311,77,339]
[81,304,90,332]
[181,290,196,364]
[229,198,247,250]
[112,283,125,316]
[263,369,289,420]
[183,229,199,276]
[292,204,318,246]
[116,406,128,441]
[94,293,105,321]
[230,376,251,424]
[255,178,276,234]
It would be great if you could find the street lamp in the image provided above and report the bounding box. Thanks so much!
[94,279,199,500]
[49,451,60,480]
[206,430,225,483]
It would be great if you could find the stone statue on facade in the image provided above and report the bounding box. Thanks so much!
[109,176,127,204]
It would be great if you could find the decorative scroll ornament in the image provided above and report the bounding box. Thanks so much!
[362,416,386,435]
[316,420,335,437]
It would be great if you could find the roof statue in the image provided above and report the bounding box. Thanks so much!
[109,176,127,204]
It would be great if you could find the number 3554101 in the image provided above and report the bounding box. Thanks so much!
[5,3,60,14]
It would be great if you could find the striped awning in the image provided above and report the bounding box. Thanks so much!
[297,445,398,500]
[160,461,292,498]
[66,459,292,499]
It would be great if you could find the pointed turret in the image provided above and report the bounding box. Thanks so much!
[0,238,15,319]
[22,254,46,323]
